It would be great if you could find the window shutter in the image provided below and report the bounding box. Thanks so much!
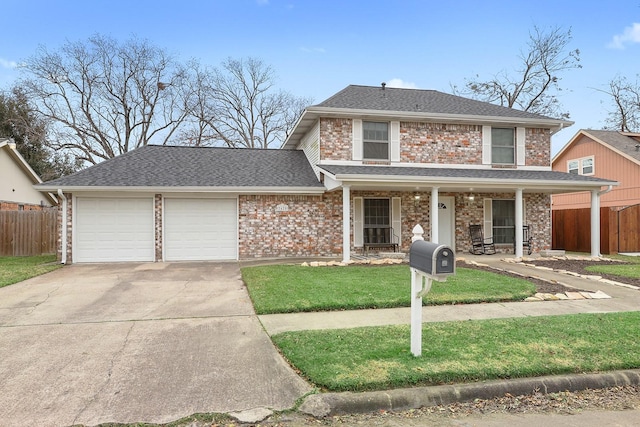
[352,119,363,161]
[516,127,526,166]
[390,121,400,162]
[482,126,492,165]
[392,197,402,245]
[483,198,493,239]
[354,197,363,247]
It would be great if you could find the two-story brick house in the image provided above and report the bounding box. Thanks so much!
[38,85,617,263]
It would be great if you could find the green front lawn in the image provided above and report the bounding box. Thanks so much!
[242,264,535,314]
[587,254,640,278]
[273,312,640,392]
[0,255,62,288]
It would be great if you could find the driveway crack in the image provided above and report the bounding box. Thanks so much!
[26,283,64,315]
[72,321,136,425]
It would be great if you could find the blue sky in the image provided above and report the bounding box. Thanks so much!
[2,0,639,154]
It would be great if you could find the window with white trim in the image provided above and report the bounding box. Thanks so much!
[567,156,594,175]
[363,121,389,160]
[491,128,515,164]
[492,199,515,244]
[483,126,524,166]
[568,159,579,174]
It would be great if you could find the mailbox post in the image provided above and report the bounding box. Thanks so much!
[409,224,455,357]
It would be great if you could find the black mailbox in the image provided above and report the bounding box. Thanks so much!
[410,240,455,277]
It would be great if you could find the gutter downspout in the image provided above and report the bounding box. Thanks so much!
[599,185,613,197]
[57,189,67,265]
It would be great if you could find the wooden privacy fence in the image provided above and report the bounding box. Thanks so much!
[0,209,58,256]
[552,204,640,254]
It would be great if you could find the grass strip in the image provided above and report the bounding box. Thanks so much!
[242,265,535,314]
[272,312,640,392]
[0,255,61,288]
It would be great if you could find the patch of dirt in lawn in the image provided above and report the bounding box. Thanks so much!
[524,258,640,289]
[458,261,590,294]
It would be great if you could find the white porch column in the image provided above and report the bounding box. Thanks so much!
[430,187,439,243]
[591,189,601,258]
[342,185,351,263]
[515,188,523,258]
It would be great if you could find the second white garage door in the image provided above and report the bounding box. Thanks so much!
[164,198,237,261]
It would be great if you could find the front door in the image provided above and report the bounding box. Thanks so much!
[438,196,455,249]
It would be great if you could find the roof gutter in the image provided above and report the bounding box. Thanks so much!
[57,189,67,265]
[599,185,614,196]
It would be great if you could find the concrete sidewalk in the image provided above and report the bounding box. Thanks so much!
[259,256,640,335]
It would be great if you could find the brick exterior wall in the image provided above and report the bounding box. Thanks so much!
[526,128,552,167]
[317,118,551,167]
[320,118,353,161]
[56,192,73,263]
[238,193,343,258]
[400,123,483,164]
[0,201,48,211]
[154,194,162,261]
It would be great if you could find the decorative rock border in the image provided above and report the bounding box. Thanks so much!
[459,257,612,301]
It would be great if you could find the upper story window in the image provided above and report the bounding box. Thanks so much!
[363,121,389,160]
[482,126,524,166]
[491,128,515,164]
[567,156,594,175]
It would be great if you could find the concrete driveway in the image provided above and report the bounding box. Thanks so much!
[0,262,311,427]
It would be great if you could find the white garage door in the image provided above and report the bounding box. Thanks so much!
[164,198,237,261]
[75,197,155,263]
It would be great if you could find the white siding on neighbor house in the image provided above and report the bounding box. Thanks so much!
[300,121,321,178]
[0,148,49,206]
[74,197,155,262]
[163,198,237,261]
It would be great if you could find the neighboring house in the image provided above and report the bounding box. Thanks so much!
[0,139,57,210]
[36,85,618,263]
[552,129,640,210]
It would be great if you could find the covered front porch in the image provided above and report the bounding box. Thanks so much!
[317,164,618,262]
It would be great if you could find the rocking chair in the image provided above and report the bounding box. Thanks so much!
[469,224,496,255]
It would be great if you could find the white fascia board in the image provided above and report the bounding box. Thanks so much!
[552,129,585,164]
[36,185,326,195]
[306,106,573,129]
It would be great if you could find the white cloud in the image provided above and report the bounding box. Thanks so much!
[385,78,418,89]
[608,22,640,49]
[0,57,18,69]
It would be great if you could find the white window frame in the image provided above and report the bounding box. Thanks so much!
[483,198,526,245]
[567,156,594,175]
[353,119,400,162]
[363,121,390,160]
[482,126,525,166]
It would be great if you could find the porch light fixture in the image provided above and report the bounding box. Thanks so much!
[468,194,475,201]
[414,194,421,206]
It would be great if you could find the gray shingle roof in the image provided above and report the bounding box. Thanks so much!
[318,164,617,185]
[315,85,561,121]
[38,145,324,189]
[583,130,640,162]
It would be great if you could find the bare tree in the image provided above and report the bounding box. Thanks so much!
[603,75,640,132]
[453,26,581,119]
[19,35,192,164]
[184,57,312,148]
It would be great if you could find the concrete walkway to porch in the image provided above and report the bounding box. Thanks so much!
[258,254,640,335]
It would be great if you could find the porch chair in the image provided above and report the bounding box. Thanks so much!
[521,225,533,255]
[468,224,496,255]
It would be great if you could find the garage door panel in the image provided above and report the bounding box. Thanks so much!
[164,198,237,261]
[75,197,154,263]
